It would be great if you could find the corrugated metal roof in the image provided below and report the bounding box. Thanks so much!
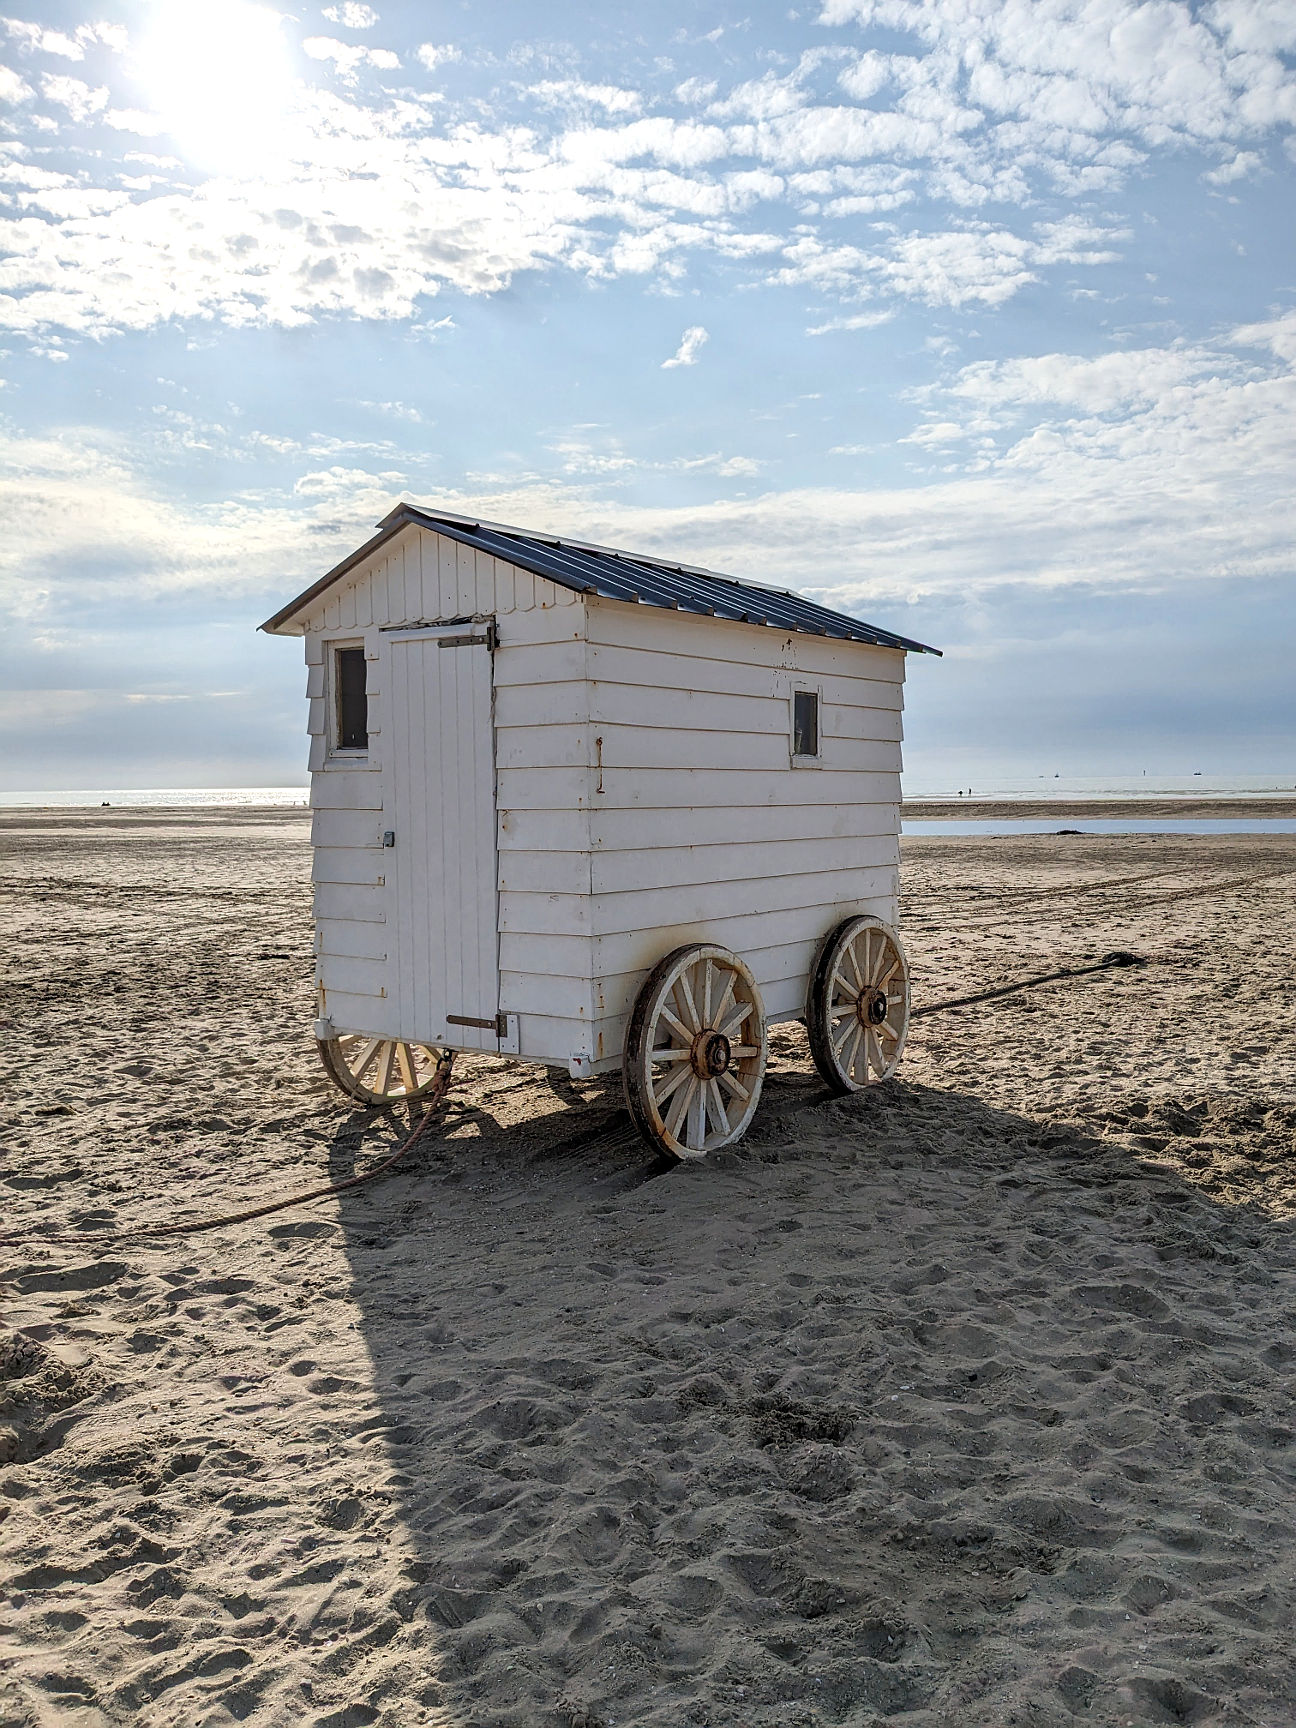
[260,502,941,654]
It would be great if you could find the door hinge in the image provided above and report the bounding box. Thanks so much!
[439,622,497,650]
[447,1011,510,1037]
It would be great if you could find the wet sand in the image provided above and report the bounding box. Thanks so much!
[904,797,1296,822]
[2,809,1295,1728]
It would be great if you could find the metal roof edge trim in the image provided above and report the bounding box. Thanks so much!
[260,501,941,655]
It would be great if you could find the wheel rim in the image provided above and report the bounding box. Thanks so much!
[318,1035,448,1106]
[624,944,766,1159]
[807,917,909,1093]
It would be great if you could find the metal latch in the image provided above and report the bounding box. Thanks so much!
[447,1011,510,1036]
[382,830,395,847]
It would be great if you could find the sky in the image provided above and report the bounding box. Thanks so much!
[1,0,1293,793]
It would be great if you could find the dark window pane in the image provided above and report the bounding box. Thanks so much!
[336,648,368,750]
[793,689,819,757]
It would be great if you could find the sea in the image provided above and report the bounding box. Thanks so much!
[1,774,1293,834]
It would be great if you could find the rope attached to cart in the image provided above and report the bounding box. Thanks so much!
[910,949,1145,1018]
[0,1052,456,1250]
[1,953,1149,1252]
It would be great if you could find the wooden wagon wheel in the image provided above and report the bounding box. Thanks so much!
[806,916,909,1093]
[317,1034,450,1107]
[623,943,767,1160]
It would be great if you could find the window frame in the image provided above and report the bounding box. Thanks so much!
[329,639,369,760]
[789,682,823,767]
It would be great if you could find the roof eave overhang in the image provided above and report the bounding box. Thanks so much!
[260,501,941,655]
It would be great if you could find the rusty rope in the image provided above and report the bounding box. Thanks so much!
[0,1053,456,1250]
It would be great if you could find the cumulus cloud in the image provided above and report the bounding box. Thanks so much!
[414,42,461,70]
[302,36,399,79]
[323,3,379,26]
[661,325,709,368]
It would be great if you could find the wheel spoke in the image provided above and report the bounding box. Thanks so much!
[676,966,702,1032]
[706,1079,730,1137]
[686,1083,708,1151]
[660,1005,693,1043]
[374,1041,396,1096]
[828,1003,855,1021]
[844,1023,864,1082]
[653,1061,693,1107]
[348,1036,383,1081]
[718,1001,753,1039]
[832,1017,854,1057]
[651,1046,693,1064]
[701,958,714,1027]
[729,1043,761,1059]
[396,1043,418,1093]
[712,972,736,1033]
[878,958,900,987]
[717,1068,750,1101]
[867,1029,885,1077]
[665,1074,696,1140]
[846,939,865,990]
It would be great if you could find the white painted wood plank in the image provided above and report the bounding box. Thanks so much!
[306,664,325,700]
[497,809,594,852]
[586,595,908,680]
[500,598,586,643]
[500,930,591,977]
[587,800,898,851]
[496,681,589,728]
[589,682,902,733]
[587,900,878,983]
[308,735,327,773]
[503,1014,594,1067]
[499,892,595,937]
[312,807,382,849]
[499,970,592,1020]
[497,851,591,894]
[590,833,898,893]
[317,987,399,1039]
[311,848,386,886]
[496,724,591,770]
[307,696,326,737]
[317,920,388,961]
[493,638,588,686]
[304,635,324,666]
[498,761,902,807]
[586,865,897,937]
[313,882,386,922]
[585,641,904,706]
[319,953,389,998]
[309,769,384,811]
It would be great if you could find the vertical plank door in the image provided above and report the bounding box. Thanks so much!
[387,629,500,1051]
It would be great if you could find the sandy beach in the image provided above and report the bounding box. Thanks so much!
[2,807,1294,1728]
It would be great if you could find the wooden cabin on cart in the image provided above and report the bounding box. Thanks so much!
[261,504,939,1159]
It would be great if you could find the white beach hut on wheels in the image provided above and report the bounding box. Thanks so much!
[261,503,939,1160]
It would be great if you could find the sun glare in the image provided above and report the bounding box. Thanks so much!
[134,0,297,175]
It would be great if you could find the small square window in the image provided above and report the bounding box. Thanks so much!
[793,689,819,758]
[335,647,368,750]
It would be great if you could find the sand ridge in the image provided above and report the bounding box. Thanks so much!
[2,812,1295,1727]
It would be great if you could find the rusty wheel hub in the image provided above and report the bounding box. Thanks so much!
[692,1029,733,1078]
[856,987,889,1028]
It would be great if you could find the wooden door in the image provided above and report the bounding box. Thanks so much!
[386,627,500,1050]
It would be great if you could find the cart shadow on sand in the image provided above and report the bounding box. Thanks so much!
[311,1051,1296,1728]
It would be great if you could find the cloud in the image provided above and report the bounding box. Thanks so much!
[531,80,642,115]
[39,74,108,121]
[661,324,709,368]
[806,308,893,334]
[414,42,461,71]
[302,36,400,79]
[323,3,380,26]
[0,60,33,101]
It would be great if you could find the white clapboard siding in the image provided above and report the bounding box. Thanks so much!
[497,850,592,895]
[586,596,907,679]
[496,725,592,771]
[312,807,383,850]
[499,764,901,810]
[309,770,385,811]
[313,881,386,923]
[319,954,389,998]
[311,849,386,887]
[590,834,898,894]
[316,986,400,1039]
[317,920,388,961]
[499,864,896,939]
[583,729,901,774]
